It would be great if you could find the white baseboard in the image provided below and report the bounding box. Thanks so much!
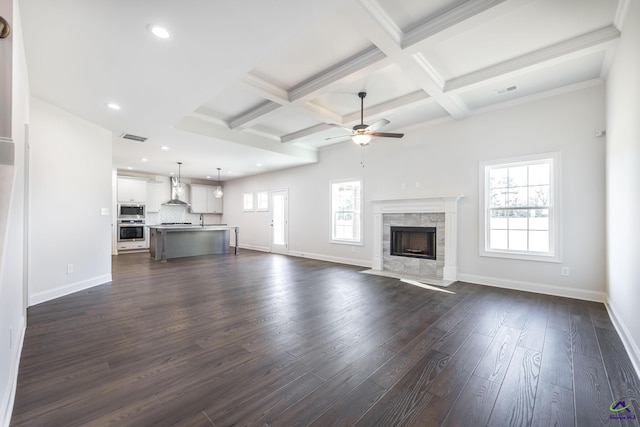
[29,274,112,306]
[238,243,270,253]
[1,321,25,427]
[288,250,372,268]
[605,300,640,381]
[457,273,606,302]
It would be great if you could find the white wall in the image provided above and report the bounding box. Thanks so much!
[29,97,113,305]
[223,85,606,301]
[0,1,28,424]
[606,0,640,374]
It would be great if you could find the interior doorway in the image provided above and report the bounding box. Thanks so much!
[270,189,288,254]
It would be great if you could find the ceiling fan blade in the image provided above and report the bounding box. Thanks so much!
[370,132,404,138]
[366,119,390,132]
[328,123,353,133]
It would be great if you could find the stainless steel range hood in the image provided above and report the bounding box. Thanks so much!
[163,162,190,206]
[163,176,190,206]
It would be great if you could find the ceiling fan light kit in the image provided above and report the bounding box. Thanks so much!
[329,91,404,148]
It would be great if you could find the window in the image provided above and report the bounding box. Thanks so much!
[480,153,561,262]
[331,179,362,244]
[243,192,254,211]
[256,191,268,211]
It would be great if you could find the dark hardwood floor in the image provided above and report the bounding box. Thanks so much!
[11,251,640,426]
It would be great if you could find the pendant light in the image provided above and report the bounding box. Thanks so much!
[214,167,223,198]
[175,162,184,196]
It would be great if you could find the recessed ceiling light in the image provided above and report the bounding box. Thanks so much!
[206,176,211,179]
[256,163,262,167]
[147,24,171,39]
[127,166,133,170]
[141,158,148,162]
[160,146,170,150]
[107,103,121,110]
[227,171,233,174]
[169,172,175,175]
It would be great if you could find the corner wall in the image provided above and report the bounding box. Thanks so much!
[0,0,28,424]
[29,97,113,305]
[606,0,640,375]
[223,85,606,302]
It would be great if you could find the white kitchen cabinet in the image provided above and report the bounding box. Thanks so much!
[189,184,223,214]
[117,177,147,203]
[146,181,162,212]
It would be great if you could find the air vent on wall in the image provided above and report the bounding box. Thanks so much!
[120,133,148,142]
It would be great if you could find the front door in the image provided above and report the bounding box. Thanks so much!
[270,189,288,254]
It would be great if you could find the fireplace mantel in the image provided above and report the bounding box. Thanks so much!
[370,195,463,282]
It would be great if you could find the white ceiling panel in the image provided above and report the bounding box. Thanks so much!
[458,51,605,110]
[311,64,424,116]
[249,108,324,137]
[198,82,269,122]
[420,0,617,80]
[249,8,373,90]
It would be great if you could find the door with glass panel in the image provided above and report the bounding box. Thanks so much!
[270,190,288,254]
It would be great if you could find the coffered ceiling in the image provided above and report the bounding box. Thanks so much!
[19,0,627,181]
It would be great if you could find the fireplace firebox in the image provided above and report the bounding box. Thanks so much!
[390,226,436,260]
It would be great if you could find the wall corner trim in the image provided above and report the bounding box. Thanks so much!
[1,321,25,427]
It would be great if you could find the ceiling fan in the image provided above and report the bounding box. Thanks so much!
[327,92,404,146]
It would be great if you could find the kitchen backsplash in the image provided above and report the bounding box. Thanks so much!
[146,205,224,225]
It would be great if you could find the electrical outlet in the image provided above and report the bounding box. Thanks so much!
[67,264,74,274]
[561,267,570,277]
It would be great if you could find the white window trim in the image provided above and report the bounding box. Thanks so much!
[479,152,562,263]
[243,192,254,212]
[330,178,363,245]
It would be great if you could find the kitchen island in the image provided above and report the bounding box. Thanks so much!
[148,225,239,262]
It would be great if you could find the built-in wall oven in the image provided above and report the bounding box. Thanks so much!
[118,203,145,220]
[117,219,145,242]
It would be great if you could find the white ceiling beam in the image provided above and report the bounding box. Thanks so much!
[281,123,333,143]
[401,0,508,49]
[444,25,621,93]
[401,54,469,119]
[342,90,431,123]
[175,115,318,162]
[348,0,471,119]
[287,46,388,102]
[228,101,282,129]
[240,74,290,105]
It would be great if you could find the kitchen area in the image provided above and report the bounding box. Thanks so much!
[114,167,238,260]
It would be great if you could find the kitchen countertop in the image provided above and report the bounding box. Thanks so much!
[147,224,237,231]
[148,225,239,261]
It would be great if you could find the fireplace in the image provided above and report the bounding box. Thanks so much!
[391,226,436,260]
[370,195,463,284]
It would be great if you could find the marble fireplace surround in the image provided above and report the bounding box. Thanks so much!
[369,195,463,285]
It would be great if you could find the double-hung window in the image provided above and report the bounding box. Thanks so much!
[331,179,362,244]
[480,153,561,262]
